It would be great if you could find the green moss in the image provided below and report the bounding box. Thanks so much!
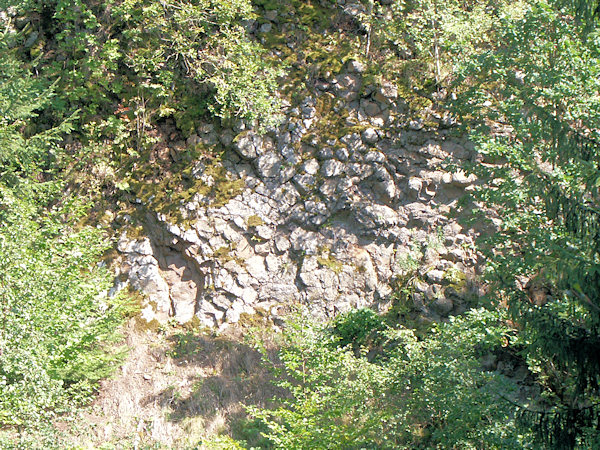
[213,244,245,267]
[444,267,467,291]
[238,310,269,329]
[316,247,344,274]
[317,255,343,273]
[129,157,245,226]
[246,215,265,228]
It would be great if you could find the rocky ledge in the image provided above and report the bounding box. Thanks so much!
[114,61,481,329]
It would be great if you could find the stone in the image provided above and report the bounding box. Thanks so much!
[265,10,278,21]
[360,100,381,117]
[450,170,475,187]
[374,82,398,103]
[275,235,291,253]
[317,147,334,160]
[115,52,484,328]
[265,254,281,272]
[355,204,399,229]
[426,269,446,284]
[340,133,362,151]
[131,238,154,256]
[255,152,283,179]
[304,200,329,217]
[170,281,198,323]
[364,151,385,163]
[129,263,171,315]
[233,131,272,159]
[259,22,272,33]
[302,105,317,118]
[334,73,361,92]
[347,163,374,179]
[372,166,397,200]
[302,158,320,175]
[432,296,454,315]
[319,179,337,197]
[361,127,379,144]
[409,119,424,130]
[407,177,423,198]
[321,159,345,177]
[256,225,275,240]
[335,147,349,161]
[246,255,267,279]
[242,288,258,304]
[290,228,320,254]
[292,174,316,195]
[347,59,366,73]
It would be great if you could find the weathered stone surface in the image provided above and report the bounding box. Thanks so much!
[432,296,454,315]
[116,67,483,327]
[255,152,283,178]
[233,131,273,159]
[361,127,379,144]
[321,159,345,178]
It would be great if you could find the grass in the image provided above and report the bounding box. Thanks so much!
[54,318,284,448]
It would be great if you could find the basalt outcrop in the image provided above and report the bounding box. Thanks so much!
[114,60,481,329]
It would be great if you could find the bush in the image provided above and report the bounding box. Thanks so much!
[246,308,523,449]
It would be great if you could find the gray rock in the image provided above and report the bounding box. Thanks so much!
[427,269,446,284]
[219,129,234,147]
[374,82,398,103]
[259,22,272,33]
[290,228,320,254]
[335,147,349,161]
[407,177,423,198]
[355,204,399,229]
[275,235,291,253]
[292,174,316,195]
[233,131,272,159]
[347,163,374,179]
[432,296,454,315]
[317,147,334,160]
[347,59,366,73]
[265,10,278,21]
[302,105,317,118]
[246,255,267,279]
[256,225,275,240]
[409,119,424,130]
[319,179,337,197]
[302,158,320,175]
[361,127,379,144]
[321,159,345,177]
[450,171,476,187]
[334,73,361,92]
[364,151,385,163]
[360,100,381,117]
[340,132,363,151]
[255,152,283,178]
[372,166,397,200]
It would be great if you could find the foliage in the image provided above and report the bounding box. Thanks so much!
[343,0,527,90]
[7,0,282,128]
[453,0,600,446]
[246,308,521,449]
[0,36,127,438]
[329,308,388,354]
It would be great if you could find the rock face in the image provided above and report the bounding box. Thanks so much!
[117,62,480,328]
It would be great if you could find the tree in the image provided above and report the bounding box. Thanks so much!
[246,308,519,449]
[0,37,126,443]
[454,1,600,446]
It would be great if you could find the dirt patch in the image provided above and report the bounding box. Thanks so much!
[65,319,281,448]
